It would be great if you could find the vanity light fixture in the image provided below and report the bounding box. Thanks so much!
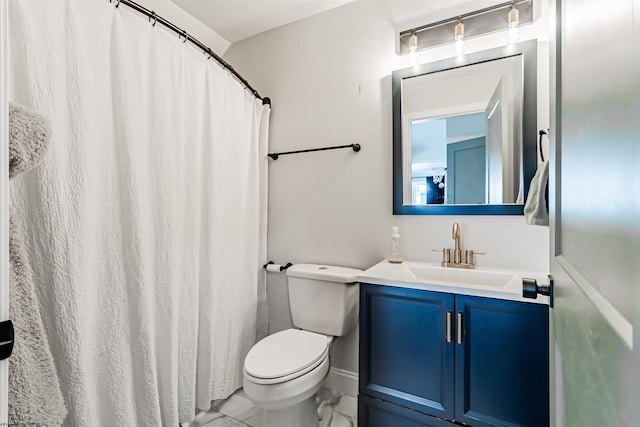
[398,0,533,55]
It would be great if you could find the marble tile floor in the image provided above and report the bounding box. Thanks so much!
[188,388,357,427]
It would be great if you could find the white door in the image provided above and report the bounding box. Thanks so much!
[446,137,486,204]
[0,0,10,423]
[550,0,639,425]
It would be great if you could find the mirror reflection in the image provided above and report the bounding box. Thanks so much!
[392,40,538,215]
[402,55,523,206]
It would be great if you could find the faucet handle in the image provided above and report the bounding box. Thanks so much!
[433,248,451,263]
[465,250,485,266]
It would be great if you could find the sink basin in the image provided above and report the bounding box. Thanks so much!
[357,260,549,304]
[395,263,515,288]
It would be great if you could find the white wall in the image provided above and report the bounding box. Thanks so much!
[225,0,550,375]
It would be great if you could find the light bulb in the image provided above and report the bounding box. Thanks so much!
[508,6,520,28]
[454,22,464,41]
[509,26,519,45]
[456,38,464,56]
[454,22,464,56]
[409,33,418,53]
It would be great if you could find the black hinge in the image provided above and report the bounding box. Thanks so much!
[0,320,15,361]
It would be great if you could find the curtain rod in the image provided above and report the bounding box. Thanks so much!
[109,0,270,106]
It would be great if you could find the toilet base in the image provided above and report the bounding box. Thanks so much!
[244,344,331,427]
[260,394,319,427]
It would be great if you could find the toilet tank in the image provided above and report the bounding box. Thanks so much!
[286,264,362,336]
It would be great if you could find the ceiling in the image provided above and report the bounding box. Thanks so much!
[169,0,356,43]
[169,0,507,44]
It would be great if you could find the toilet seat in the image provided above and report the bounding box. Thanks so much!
[244,329,330,385]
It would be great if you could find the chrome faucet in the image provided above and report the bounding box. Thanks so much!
[433,223,484,269]
[452,223,462,264]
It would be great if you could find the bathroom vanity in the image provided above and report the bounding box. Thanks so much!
[357,261,549,427]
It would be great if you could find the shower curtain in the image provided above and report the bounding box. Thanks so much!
[8,0,269,425]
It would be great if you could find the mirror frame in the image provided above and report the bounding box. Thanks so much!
[392,39,538,215]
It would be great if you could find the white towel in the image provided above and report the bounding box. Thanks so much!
[524,161,549,226]
[8,101,67,426]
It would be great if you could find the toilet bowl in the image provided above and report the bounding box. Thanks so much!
[243,329,332,426]
[243,264,362,427]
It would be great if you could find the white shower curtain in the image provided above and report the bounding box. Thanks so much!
[8,0,269,425]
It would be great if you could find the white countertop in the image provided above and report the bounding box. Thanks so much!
[357,260,550,305]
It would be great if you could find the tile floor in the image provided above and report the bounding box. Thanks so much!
[188,388,357,427]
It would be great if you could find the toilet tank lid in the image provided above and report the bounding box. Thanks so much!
[286,264,363,283]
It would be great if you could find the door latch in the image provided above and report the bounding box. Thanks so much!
[0,320,15,361]
[522,275,554,307]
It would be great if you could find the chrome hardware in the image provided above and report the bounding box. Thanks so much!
[433,223,485,269]
[452,223,462,263]
[446,312,453,343]
[465,250,486,266]
[432,248,451,263]
[456,313,463,345]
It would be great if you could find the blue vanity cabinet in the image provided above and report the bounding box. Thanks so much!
[359,283,549,427]
[359,284,455,420]
[454,295,549,427]
[359,394,454,427]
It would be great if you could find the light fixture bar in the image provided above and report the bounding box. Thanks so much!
[399,0,533,54]
[399,0,530,37]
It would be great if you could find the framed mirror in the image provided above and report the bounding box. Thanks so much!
[392,40,537,215]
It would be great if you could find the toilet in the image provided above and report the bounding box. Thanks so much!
[243,264,362,427]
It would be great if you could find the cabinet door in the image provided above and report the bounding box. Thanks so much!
[359,394,453,427]
[360,284,455,420]
[455,295,549,427]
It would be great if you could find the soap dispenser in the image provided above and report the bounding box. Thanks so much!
[388,226,404,264]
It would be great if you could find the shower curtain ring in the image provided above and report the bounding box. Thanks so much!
[149,11,157,27]
[182,30,188,42]
[115,0,120,8]
[206,48,213,60]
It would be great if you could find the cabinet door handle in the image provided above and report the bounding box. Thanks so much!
[457,312,463,345]
[446,312,452,343]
